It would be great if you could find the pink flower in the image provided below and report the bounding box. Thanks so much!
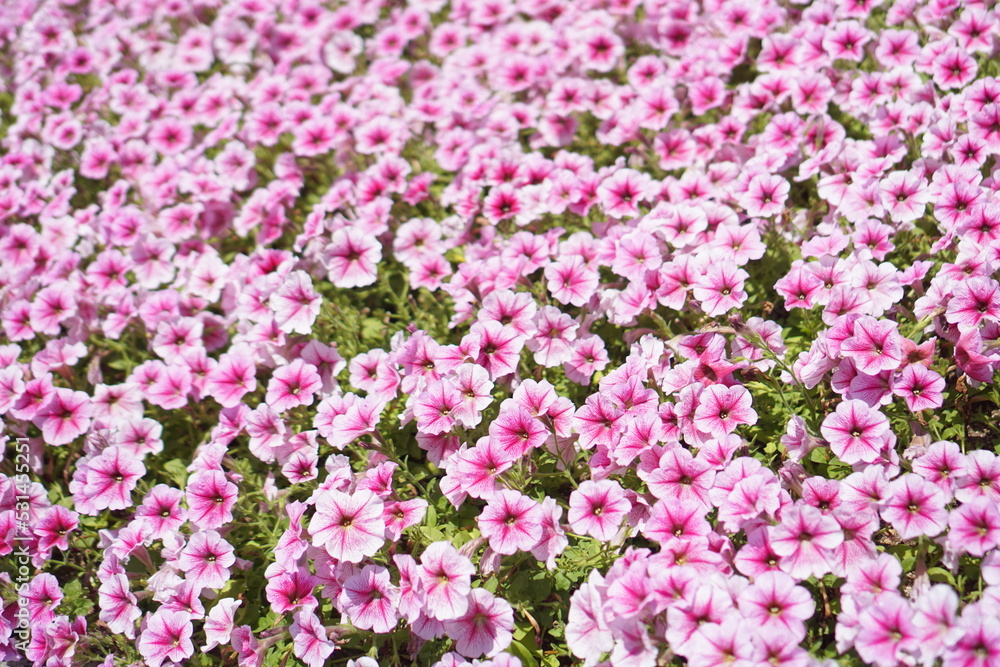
[203,598,241,652]
[23,573,63,627]
[450,364,493,428]
[545,256,599,307]
[645,497,712,546]
[947,498,1000,557]
[573,395,625,451]
[820,399,889,465]
[531,497,569,570]
[737,571,814,640]
[854,593,919,667]
[489,405,547,458]
[35,505,78,553]
[98,574,140,639]
[880,474,949,540]
[564,335,610,385]
[32,388,93,446]
[892,364,945,412]
[318,394,384,449]
[266,360,322,413]
[138,610,194,667]
[178,530,236,590]
[692,264,749,317]
[148,118,192,156]
[443,588,514,658]
[643,448,715,509]
[482,184,524,224]
[308,489,385,563]
[686,617,756,667]
[612,230,662,281]
[716,472,782,533]
[265,568,318,614]
[954,450,1000,504]
[931,46,978,89]
[325,228,381,288]
[340,564,400,633]
[478,289,537,338]
[420,541,475,621]
[270,270,321,335]
[597,168,655,219]
[291,608,335,667]
[186,470,238,531]
[205,349,257,408]
[740,173,789,217]
[567,571,614,660]
[467,320,524,379]
[912,441,966,495]
[769,505,843,580]
[568,480,631,542]
[83,446,145,512]
[447,438,516,501]
[945,277,1000,332]
[692,385,757,438]
[477,490,544,555]
[943,611,1000,667]
[413,381,463,435]
[840,317,903,375]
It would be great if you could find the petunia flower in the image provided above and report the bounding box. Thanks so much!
[291,608,335,667]
[692,264,749,317]
[458,321,519,380]
[945,276,1000,332]
[205,348,257,408]
[34,505,78,553]
[178,530,236,590]
[413,380,463,435]
[266,359,322,413]
[270,270,321,335]
[23,573,63,627]
[32,388,93,446]
[340,564,400,633]
[740,173,789,217]
[568,480,631,542]
[447,437,515,501]
[186,470,238,531]
[946,498,1000,557]
[199,598,241,653]
[820,399,889,465]
[83,446,146,512]
[477,490,544,555]
[265,568,318,614]
[418,541,475,621]
[443,588,514,658]
[840,316,903,375]
[692,385,757,438]
[138,610,194,667]
[854,593,919,667]
[545,256,599,307]
[308,489,385,563]
[98,574,141,639]
[325,227,381,288]
[769,505,843,580]
[892,364,945,411]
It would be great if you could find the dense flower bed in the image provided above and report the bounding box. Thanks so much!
[3,0,1000,665]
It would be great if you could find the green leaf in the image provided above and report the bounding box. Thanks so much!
[361,317,385,341]
[60,578,94,616]
[508,641,540,667]
[162,459,189,486]
[928,567,957,587]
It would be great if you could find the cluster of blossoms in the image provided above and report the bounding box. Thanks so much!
[2,0,1000,665]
